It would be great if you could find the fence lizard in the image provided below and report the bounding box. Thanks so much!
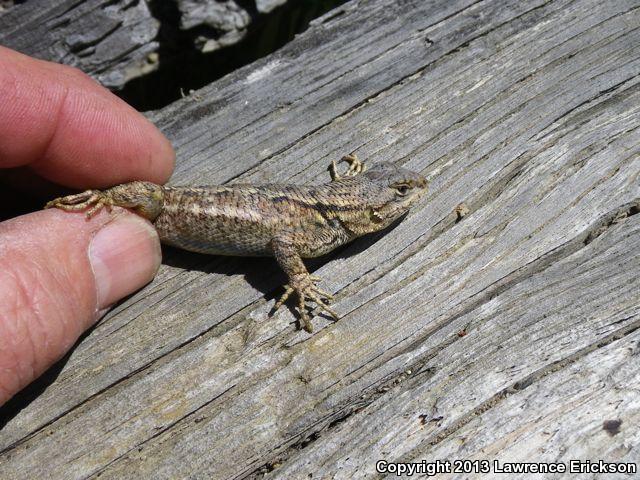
[46,155,427,332]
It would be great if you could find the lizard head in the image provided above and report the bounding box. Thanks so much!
[336,162,427,236]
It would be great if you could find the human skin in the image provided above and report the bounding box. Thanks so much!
[0,46,176,405]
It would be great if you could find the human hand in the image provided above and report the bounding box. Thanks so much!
[0,46,175,405]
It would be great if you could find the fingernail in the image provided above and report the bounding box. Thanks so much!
[89,215,161,309]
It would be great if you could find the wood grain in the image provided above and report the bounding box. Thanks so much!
[0,0,160,89]
[1,0,639,478]
[0,0,296,89]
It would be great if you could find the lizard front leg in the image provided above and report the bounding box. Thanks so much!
[46,181,165,221]
[271,236,338,332]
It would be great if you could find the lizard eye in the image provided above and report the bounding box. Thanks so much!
[394,184,410,196]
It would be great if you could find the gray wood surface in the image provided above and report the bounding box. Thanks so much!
[0,0,295,89]
[176,0,290,53]
[1,0,639,478]
[0,0,160,89]
[178,0,253,52]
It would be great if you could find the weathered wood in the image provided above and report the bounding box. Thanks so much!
[1,0,639,478]
[0,0,295,89]
[176,0,290,53]
[256,0,288,14]
[0,0,160,89]
[272,215,640,478]
[178,0,252,52]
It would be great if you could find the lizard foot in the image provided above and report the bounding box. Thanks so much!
[46,189,112,219]
[329,153,366,181]
[273,274,338,332]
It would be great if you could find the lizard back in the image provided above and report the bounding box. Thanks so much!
[153,184,354,257]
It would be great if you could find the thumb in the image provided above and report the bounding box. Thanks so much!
[0,208,161,405]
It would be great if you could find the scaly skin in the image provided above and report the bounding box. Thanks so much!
[46,155,427,332]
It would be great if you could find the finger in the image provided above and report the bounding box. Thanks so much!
[0,208,161,405]
[0,46,175,188]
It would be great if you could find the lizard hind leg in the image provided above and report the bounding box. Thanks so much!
[45,190,112,219]
[46,181,164,221]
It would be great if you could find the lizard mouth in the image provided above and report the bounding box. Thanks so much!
[369,209,385,223]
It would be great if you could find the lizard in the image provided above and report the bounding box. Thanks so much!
[46,155,428,332]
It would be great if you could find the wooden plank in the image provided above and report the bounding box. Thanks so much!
[1,0,639,478]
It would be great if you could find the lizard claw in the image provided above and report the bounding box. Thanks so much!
[329,153,366,181]
[46,190,111,219]
[273,273,338,332]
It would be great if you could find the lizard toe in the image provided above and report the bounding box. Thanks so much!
[311,285,334,301]
[273,285,294,312]
[298,295,314,332]
[307,292,339,321]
